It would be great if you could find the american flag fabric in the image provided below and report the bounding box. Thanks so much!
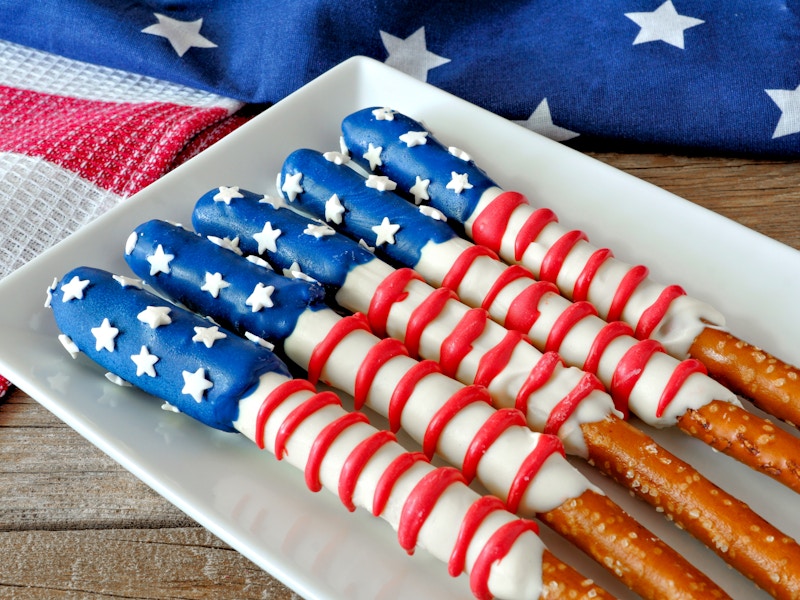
[0,0,798,395]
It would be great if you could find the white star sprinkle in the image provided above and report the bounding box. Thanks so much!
[200,272,231,298]
[141,13,218,57]
[192,325,227,348]
[246,255,272,269]
[380,27,450,82]
[125,231,138,255]
[365,174,397,192]
[371,217,401,246]
[625,0,704,50]
[253,221,282,254]
[91,318,119,352]
[146,244,174,276]
[182,368,213,403]
[58,334,80,358]
[162,402,181,414]
[259,194,287,210]
[323,150,350,165]
[213,186,244,204]
[409,176,430,205]
[372,108,396,121]
[419,205,447,221]
[245,331,275,350]
[281,172,304,201]
[304,222,336,238]
[44,278,58,308]
[399,130,428,147]
[131,346,159,377]
[113,275,143,288]
[766,84,800,139]
[282,261,303,278]
[514,98,580,142]
[363,143,383,170]
[448,146,471,161]
[446,172,473,194]
[106,373,131,387]
[60,275,90,302]
[358,239,375,253]
[325,194,346,224]
[137,305,172,329]
[246,283,275,312]
[207,235,243,255]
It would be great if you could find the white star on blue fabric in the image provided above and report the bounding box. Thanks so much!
[253,221,282,254]
[131,346,159,377]
[91,318,119,352]
[246,283,275,312]
[137,305,173,329]
[325,194,346,224]
[141,13,218,57]
[60,275,90,302]
[182,367,213,403]
[200,272,231,298]
[765,84,800,138]
[213,186,244,205]
[371,217,401,246]
[625,1,704,50]
[514,99,580,142]
[380,27,451,82]
[147,244,174,276]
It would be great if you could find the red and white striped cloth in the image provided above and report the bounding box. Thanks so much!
[0,40,253,398]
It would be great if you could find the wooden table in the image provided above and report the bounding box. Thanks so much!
[1,151,798,599]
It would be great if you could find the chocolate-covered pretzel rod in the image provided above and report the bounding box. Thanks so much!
[193,186,800,599]
[47,266,611,600]
[341,107,800,429]
[125,219,725,600]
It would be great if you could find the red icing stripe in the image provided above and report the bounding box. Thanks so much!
[470,190,528,253]
[656,358,707,418]
[610,339,663,418]
[353,337,409,409]
[635,284,686,339]
[607,264,649,323]
[368,268,422,337]
[338,429,396,512]
[307,312,370,385]
[305,411,369,492]
[514,207,557,262]
[504,280,558,333]
[544,372,606,435]
[398,467,467,554]
[448,495,507,577]
[539,230,587,283]
[505,434,565,513]
[439,308,489,378]
[461,408,527,482]
[480,264,533,311]
[388,360,442,432]
[470,518,540,600]
[515,351,563,415]
[474,330,527,388]
[404,286,458,358]
[422,386,492,459]
[373,451,429,517]
[572,247,613,302]
[274,390,341,459]
[544,301,598,353]
[441,244,498,292]
[255,379,315,449]
[583,320,635,375]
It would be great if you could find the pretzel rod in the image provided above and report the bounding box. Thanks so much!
[192,187,800,597]
[273,148,800,499]
[125,219,726,599]
[47,265,612,600]
[340,107,800,429]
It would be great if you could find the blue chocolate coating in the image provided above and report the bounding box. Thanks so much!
[341,107,497,223]
[125,220,327,348]
[281,149,458,269]
[49,266,289,432]
[192,187,375,291]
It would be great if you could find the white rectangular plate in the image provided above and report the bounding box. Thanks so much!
[1,56,799,600]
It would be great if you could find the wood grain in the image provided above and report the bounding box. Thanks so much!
[2,151,799,599]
